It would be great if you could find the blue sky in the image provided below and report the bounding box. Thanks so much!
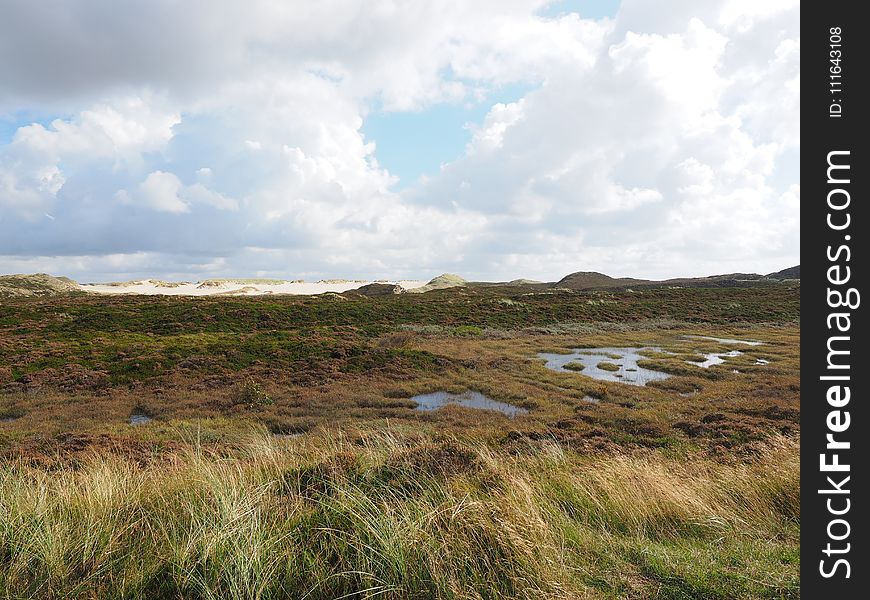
[0,111,60,144]
[0,0,799,282]
[361,83,536,187]
[537,0,621,20]
[362,1,620,186]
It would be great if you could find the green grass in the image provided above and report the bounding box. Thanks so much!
[0,429,799,599]
[2,285,799,339]
[0,286,799,389]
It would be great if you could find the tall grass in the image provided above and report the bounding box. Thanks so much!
[0,430,799,599]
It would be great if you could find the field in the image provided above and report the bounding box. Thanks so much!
[0,285,799,598]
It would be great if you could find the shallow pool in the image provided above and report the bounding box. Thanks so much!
[412,391,528,417]
[538,347,671,386]
[687,349,743,368]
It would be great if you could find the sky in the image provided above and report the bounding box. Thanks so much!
[0,0,799,283]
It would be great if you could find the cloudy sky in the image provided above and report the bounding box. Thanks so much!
[0,0,799,282]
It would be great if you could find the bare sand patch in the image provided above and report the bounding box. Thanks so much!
[81,279,426,296]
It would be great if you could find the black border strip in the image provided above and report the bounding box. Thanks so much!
[802,4,868,595]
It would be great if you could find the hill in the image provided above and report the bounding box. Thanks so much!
[0,273,82,298]
[553,266,799,291]
[554,271,647,290]
[766,265,800,280]
[407,273,467,293]
[1,265,799,299]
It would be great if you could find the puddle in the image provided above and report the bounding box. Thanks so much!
[412,391,528,417]
[538,347,671,386]
[581,395,601,404]
[1,417,19,423]
[129,414,153,425]
[687,350,742,368]
[684,335,763,346]
[755,358,770,365]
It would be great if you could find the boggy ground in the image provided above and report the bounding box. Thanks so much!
[0,285,799,598]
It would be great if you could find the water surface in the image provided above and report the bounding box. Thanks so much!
[538,347,671,386]
[412,391,528,417]
[687,350,743,368]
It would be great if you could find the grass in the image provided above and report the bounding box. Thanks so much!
[0,428,799,599]
[596,362,620,372]
[0,285,801,597]
[0,320,800,454]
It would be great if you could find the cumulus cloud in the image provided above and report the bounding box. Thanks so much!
[0,0,798,281]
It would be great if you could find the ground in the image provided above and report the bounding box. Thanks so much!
[0,284,799,599]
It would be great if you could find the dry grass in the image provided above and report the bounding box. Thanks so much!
[0,428,799,599]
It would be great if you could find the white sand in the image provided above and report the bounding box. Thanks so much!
[80,279,427,296]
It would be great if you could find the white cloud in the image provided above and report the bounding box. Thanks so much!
[116,171,238,214]
[11,98,178,163]
[0,0,798,281]
[133,171,189,214]
[467,101,525,153]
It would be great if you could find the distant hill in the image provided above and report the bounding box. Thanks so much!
[407,267,799,294]
[554,271,647,290]
[1,265,799,299]
[552,266,799,291]
[0,274,82,298]
[407,273,467,293]
[766,265,800,280]
[196,278,293,289]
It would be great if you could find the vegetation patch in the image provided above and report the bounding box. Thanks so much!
[234,377,273,408]
[0,405,26,421]
[597,361,620,372]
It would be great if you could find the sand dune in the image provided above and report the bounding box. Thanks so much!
[80,279,426,296]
